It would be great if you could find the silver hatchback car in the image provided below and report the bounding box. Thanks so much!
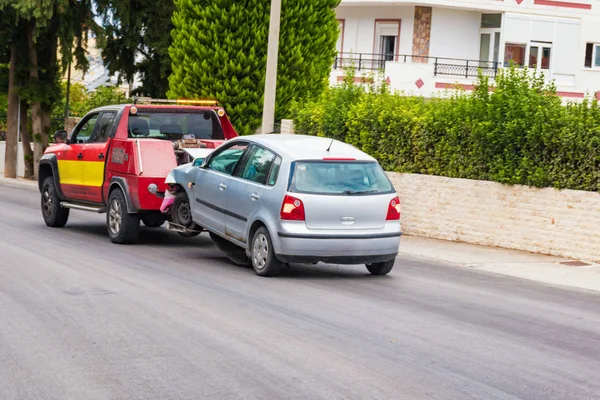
[171,134,402,277]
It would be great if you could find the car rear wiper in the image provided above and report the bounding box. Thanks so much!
[342,189,378,195]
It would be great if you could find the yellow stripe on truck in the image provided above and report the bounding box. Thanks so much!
[83,160,106,187]
[57,160,105,187]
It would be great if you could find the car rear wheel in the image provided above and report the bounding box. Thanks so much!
[366,259,395,276]
[107,189,140,244]
[251,227,281,277]
[41,176,69,227]
[172,191,201,237]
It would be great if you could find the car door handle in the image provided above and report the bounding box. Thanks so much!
[98,153,105,160]
[219,183,227,191]
[250,193,260,201]
[77,153,83,160]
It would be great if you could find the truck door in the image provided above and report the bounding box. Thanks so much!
[82,111,118,204]
[60,112,100,200]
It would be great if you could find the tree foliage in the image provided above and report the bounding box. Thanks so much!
[168,0,341,135]
[291,66,600,192]
[99,0,175,97]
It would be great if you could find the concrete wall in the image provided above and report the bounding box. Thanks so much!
[388,172,600,262]
[0,142,28,178]
[335,5,415,55]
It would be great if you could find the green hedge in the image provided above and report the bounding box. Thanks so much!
[290,67,600,192]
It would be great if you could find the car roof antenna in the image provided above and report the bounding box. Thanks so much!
[326,139,334,152]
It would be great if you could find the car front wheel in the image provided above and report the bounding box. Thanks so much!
[172,191,201,237]
[41,176,69,227]
[251,227,281,277]
[366,259,395,276]
[107,189,140,244]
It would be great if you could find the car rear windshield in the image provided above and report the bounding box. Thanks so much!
[128,110,224,140]
[289,161,394,195]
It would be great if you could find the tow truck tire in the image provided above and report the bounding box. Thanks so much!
[141,212,166,228]
[172,191,201,238]
[41,176,69,228]
[107,189,140,244]
[366,259,395,276]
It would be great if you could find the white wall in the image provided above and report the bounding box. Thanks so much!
[388,172,600,262]
[0,141,28,178]
[430,8,481,60]
[335,6,414,55]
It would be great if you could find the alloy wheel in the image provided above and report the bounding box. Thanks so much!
[252,233,269,270]
[42,187,53,218]
[108,199,122,235]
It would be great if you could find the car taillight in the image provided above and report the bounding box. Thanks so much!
[386,196,401,220]
[280,195,305,221]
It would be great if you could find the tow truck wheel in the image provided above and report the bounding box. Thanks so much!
[172,191,201,238]
[41,176,69,227]
[107,189,140,244]
[141,212,166,228]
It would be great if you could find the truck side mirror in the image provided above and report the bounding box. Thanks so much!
[54,130,68,143]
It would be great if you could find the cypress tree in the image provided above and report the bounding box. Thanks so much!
[168,0,341,135]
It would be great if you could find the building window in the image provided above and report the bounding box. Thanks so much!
[504,43,526,67]
[529,44,551,70]
[585,43,600,68]
[374,20,400,61]
[504,42,551,70]
[481,13,502,29]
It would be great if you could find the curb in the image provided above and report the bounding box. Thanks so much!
[0,175,38,189]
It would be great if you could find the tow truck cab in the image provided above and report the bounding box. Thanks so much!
[38,98,238,244]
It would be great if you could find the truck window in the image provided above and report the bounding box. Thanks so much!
[127,110,224,140]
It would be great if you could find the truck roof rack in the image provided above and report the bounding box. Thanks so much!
[133,97,219,106]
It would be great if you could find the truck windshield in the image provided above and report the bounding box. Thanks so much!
[289,161,394,195]
[127,110,224,140]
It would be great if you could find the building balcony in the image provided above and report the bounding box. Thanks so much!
[334,52,500,79]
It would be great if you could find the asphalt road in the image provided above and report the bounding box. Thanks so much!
[1,183,600,400]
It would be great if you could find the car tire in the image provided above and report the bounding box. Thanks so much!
[209,232,250,267]
[142,212,166,228]
[41,176,69,227]
[366,259,395,276]
[250,227,281,277]
[107,189,140,244]
[172,191,201,238]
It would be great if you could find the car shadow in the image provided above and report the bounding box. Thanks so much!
[175,248,386,280]
[61,222,213,248]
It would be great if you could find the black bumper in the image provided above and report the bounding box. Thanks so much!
[275,252,398,265]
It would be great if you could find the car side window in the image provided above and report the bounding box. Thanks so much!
[267,156,282,186]
[238,145,276,185]
[71,113,99,143]
[90,112,117,143]
[206,143,249,176]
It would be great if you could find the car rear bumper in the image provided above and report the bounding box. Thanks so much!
[275,252,399,265]
[272,224,401,265]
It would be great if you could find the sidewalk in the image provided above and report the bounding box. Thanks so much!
[400,235,600,293]
[2,173,600,293]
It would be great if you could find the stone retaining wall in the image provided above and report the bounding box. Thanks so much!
[387,172,600,262]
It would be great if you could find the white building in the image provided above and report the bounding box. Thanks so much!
[332,0,600,100]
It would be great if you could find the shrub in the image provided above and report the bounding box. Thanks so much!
[168,0,341,135]
[291,66,600,192]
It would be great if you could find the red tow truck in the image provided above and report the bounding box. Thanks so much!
[38,98,238,244]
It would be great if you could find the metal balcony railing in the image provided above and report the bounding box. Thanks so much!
[334,53,500,79]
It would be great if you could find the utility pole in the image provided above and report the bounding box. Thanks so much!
[261,0,282,134]
[64,58,71,131]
